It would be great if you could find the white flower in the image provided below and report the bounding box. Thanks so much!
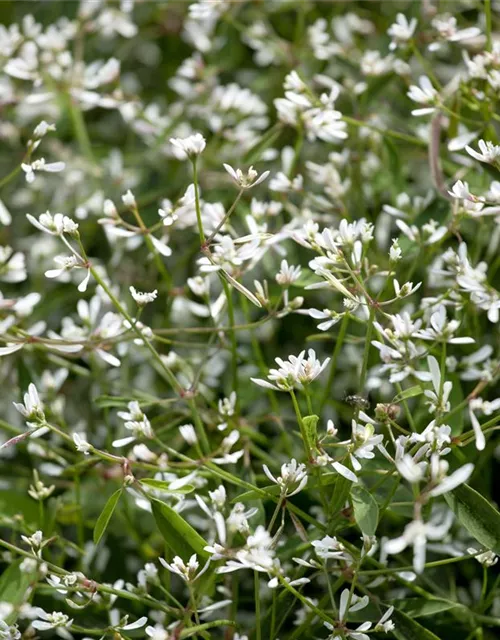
[32,121,56,139]
[145,624,169,640]
[21,158,65,183]
[467,547,498,567]
[251,349,330,391]
[160,554,209,583]
[388,13,417,50]
[121,189,136,208]
[179,423,198,445]
[384,511,454,573]
[32,609,72,631]
[26,211,78,236]
[113,401,153,447]
[13,383,45,427]
[130,286,158,305]
[73,432,92,455]
[170,133,206,159]
[375,607,395,633]
[407,76,438,116]
[308,308,343,331]
[45,255,91,292]
[223,164,270,189]
[275,260,301,286]
[263,459,308,497]
[465,139,500,164]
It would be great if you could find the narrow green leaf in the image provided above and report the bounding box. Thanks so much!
[395,598,460,618]
[93,488,123,545]
[0,560,36,623]
[302,414,319,453]
[140,479,195,494]
[151,498,209,560]
[179,620,235,638]
[444,483,500,553]
[350,485,379,536]
[391,607,442,640]
[394,386,423,402]
[329,474,353,525]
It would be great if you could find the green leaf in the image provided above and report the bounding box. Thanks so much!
[93,488,123,545]
[329,474,353,526]
[394,386,423,402]
[179,620,235,638]
[151,498,209,560]
[395,598,460,618]
[140,479,195,494]
[0,560,36,623]
[350,485,379,536]
[445,483,500,553]
[302,414,319,452]
[391,607,442,640]
[0,490,39,527]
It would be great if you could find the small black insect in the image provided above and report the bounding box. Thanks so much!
[344,394,371,409]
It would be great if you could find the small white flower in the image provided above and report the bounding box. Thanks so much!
[21,158,65,183]
[465,139,500,164]
[467,547,498,567]
[407,76,438,116]
[26,211,78,236]
[121,190,137,208]
[179,423,198,445]
[32,121,56,139]
[275,259,301,286]
[170,133,206,159]
[73,432,92,455]
[262,459,308,497]
[32,609,72,631]
[130,286,158,305]
[13,383,45,427]
[388,13,417,50]
[223,163,270,189]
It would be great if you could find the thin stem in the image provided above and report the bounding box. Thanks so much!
[359,308,375,392]
[67,93,95,164]
[205,189,244,246]
[192,159,205,245]
[485,0,492,51]
[320,314,349,412]
[254,571,262,640]
[220,278,239,407]
[290,388,310,460]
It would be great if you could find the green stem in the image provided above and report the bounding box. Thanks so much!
[290,389,310,460]
[359,308,375,392]
[254,571,262,640]
[192,159,205,245]
[485,0,492,51]
[220,278,239,407]
[320,314,349,412]
[67,93,95,163]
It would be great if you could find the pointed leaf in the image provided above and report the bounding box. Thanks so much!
[93,488,123,545]
[151,498,209,560]
[395,598,460,618]
[302,414,319,453]
[140,479,195,494]
[391,606,442,640]
[0,560,36,623]
[351,485,379,536]
[394,386,423,402]
[444,483,500,553]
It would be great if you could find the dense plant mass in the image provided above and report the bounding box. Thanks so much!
[1,1,500,639]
